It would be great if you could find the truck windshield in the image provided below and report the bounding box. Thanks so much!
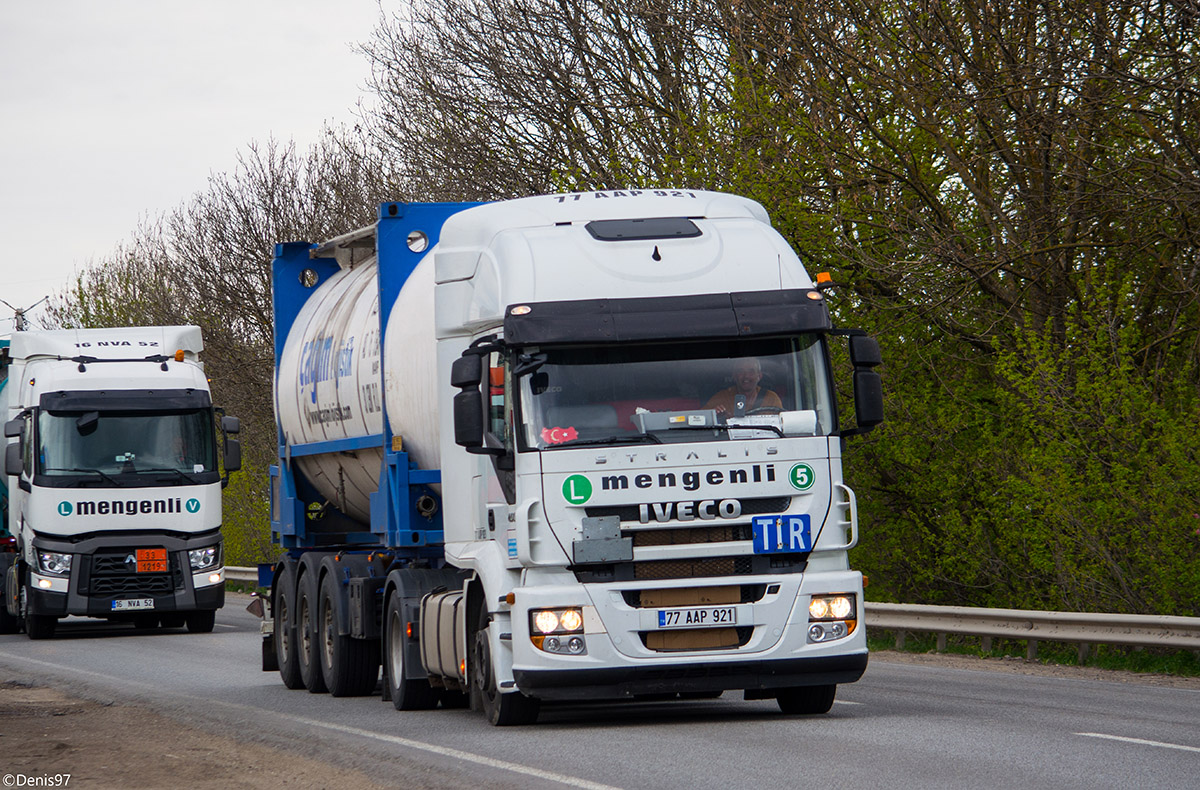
[517,336,835,450]
[37,409,218,484]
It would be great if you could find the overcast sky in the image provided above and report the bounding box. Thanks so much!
[0,0,390,334]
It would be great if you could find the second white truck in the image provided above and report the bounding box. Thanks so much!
[2,326,240,637]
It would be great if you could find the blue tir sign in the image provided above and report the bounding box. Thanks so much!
[751,514,812,553]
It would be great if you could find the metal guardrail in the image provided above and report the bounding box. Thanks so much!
[226,567,1200,658]
[865,601,1200,660]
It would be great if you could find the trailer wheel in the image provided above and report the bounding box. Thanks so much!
[274,565,304,689]
[384,588,437,710]
[319,574,379,696]
[185,610,216,633]
[26,613,57,640]
[776,684,836,715]
[470,605,539,726]
[297,570,328,693]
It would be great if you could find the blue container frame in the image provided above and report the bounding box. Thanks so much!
[268,201,481,555]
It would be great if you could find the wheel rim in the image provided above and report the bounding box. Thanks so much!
[388,607,404,687]
[300,597,311,661]
[277,596,290,664]
[321,597,335,669]
[474,628,496,705]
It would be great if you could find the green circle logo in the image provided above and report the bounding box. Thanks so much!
[186,498,201,513]
[789,463,815,491]
[57,501,73,516]
[562,475,593,504]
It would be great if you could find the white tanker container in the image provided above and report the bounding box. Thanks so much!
[275,255,440,524]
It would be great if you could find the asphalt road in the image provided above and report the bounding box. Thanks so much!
[1,596,1198,789]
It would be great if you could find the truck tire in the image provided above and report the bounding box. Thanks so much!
[297,570,328,693]
[777,684,836,715]
[0,559,20,635]
[470,605,539,726]
[384,588,438,710]
[318,574,379,696]
[185,610,216,633]
[26,613,57,640]
[274,565,304,689]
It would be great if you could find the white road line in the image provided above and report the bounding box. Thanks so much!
[0,651,625,790]
[833,700,863,706]
[1076,732,1200,754]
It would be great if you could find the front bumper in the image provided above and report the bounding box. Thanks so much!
[28,530,225,618]
[515,652,867,700]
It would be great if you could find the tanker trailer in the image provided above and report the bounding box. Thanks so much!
[261,192,885,725]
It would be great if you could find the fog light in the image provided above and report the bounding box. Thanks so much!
[545,636,561,652]
[208,572,222,584]
[567,636,585,654]
[831,622,846,638]
[38,578,53,589]
[809,624,825,642]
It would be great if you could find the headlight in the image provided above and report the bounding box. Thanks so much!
[809,594,855,621]
[807,594,857,644]
[530,607,584,635]
[188,545,220,571]
[37,552,72,576]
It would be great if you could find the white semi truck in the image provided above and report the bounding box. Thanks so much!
[261,190,884,724]
[1,326,241,637]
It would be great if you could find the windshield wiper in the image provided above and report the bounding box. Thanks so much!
[659,423,786,438]
[46,467,123,486]
[137,467,202,484]
[552,434,664,448]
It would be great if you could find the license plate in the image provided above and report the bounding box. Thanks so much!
[752,514,812,554]
[111,598,154,611]
[657,606,737,629]
[136,548,168,573]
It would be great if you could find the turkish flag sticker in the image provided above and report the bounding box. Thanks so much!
[540,426,579,444]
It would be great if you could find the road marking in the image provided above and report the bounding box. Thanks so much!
[1077,732,1200,754]
[833,700,863,706]
[0,651,625,790]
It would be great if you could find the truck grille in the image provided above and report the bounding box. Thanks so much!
[630,524,753,546]
[85,550,184,596]
[621,585,767,607]
[639,626,754,652]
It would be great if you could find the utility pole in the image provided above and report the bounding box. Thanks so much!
[0,297,47,332]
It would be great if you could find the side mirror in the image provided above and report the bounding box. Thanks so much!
[221,415,241,434]
[453,390,485,448]
[854,370,884,429]
[451,355,482,388]
[850,335,881,368]
[5,443,22,477]
[3,419,21,439]
[223,438,242,474]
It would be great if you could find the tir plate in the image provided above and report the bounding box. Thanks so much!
[657,605,737,629]
[111,598,154,611]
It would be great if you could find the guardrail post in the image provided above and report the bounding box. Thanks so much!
[981,636,993,653]
[1077,643,1090,663]
[1027,639,1038,661]
[895,630,906,650]
[936,633,947,652]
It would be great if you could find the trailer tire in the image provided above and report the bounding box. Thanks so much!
[319,574,379,696]
[185,610,216,633]
[26,613,57,640]
[274,565,304,689]
[776,684,836,715]
[384,588,437,710]
[297,570,328,693]
[470,605,539,726]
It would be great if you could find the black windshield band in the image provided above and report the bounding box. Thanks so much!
[39,389,212,412]
[503,290,831,346]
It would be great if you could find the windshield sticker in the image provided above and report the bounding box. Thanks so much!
[541,426,579,444]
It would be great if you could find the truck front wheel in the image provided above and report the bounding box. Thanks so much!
[185,610,216,633]
[777,684,836,715]
[26,613,57,640]
[383,588,437,710]
[319,574,379,696]
[470,606,539,726]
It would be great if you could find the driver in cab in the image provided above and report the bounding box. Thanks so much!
[705,357,782,417]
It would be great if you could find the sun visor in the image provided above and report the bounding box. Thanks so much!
[503,289,831,345]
